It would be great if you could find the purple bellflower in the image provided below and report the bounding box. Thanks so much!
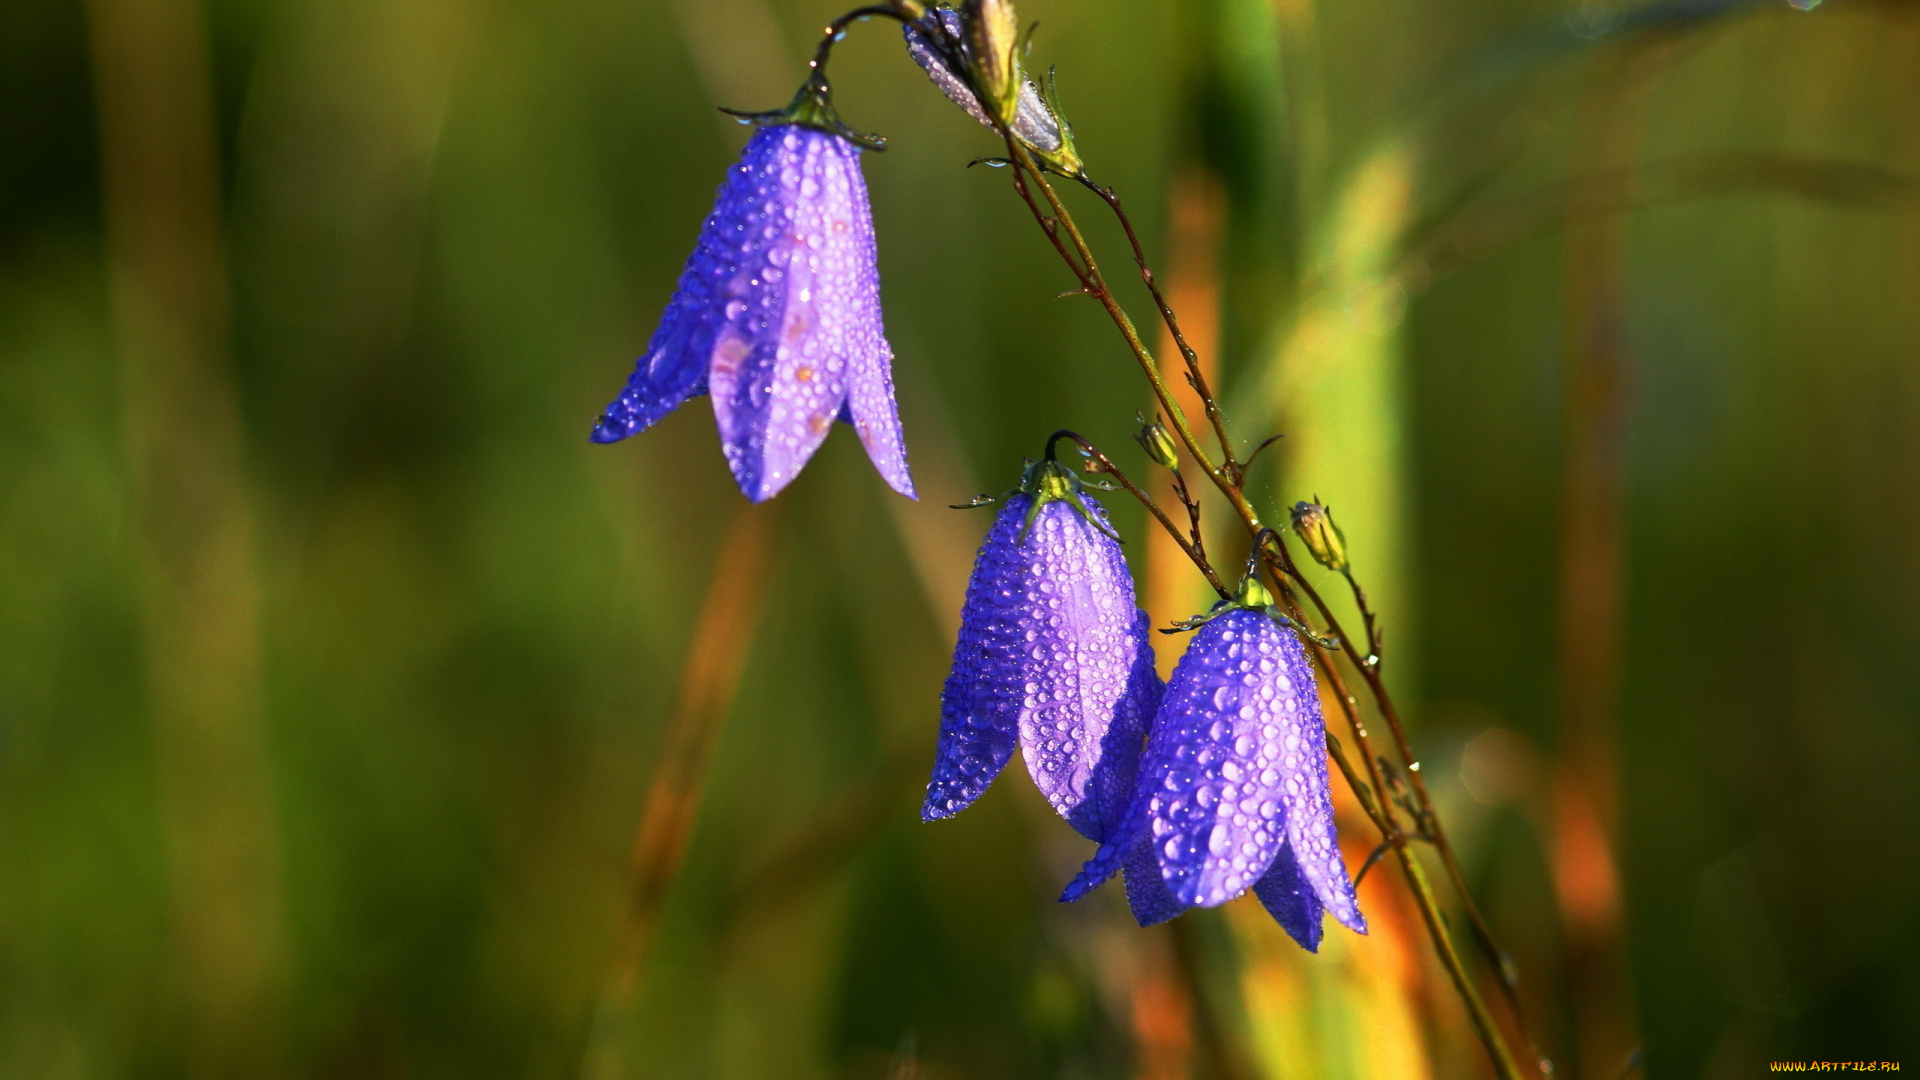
[590,123,914,504]
[1063,575,1366,952]
[924,459,1162,844]
[903,6,1083,177]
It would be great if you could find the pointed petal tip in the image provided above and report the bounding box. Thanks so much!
[1123,841,1189,927]
[1057,866,1107,904]
[588,418,630,444]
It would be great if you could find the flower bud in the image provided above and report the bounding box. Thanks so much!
[963,0,1022,124]
[1289,501,1349,573]
[1133,416,1179,470]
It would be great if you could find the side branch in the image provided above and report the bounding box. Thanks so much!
[995,138,1532,1080]
[1082,179,1240,476]
[1268,535,1539,1064]
[1055,431,1229,599]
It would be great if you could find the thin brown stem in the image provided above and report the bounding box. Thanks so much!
[1271,536,1536,1051]
[1397,844,1526,1080]
[1060,433,1229,599]
[999,134,1530,1080]
[807,6,904,73]
[580,502,783,1080]
[1296,558,1521,971]
[1006,143,1224,488]
[1083,179,1239,473]
[1169,469,1209,572]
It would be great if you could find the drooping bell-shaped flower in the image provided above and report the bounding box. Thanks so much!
[924,458,1161,843]
[1063,575,1366,952]
[902,5,1082,176]
[590,122,913,503]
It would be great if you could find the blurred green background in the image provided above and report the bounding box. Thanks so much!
[3,0,1919,1076]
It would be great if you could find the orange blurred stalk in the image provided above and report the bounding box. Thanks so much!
[1554,44,1665,1080]
[581,500,783,1079]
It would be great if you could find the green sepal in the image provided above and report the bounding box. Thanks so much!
[721,73,886,152]
[1160,568,1339,649]
[1015,457,1119,546]
[1026,66,1084,178]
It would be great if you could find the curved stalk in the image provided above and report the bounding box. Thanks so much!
[997,131,1532,1080]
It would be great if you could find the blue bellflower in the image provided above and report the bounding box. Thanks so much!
[1064,581,1366,952]
[903,8,1064,154]
[591,124,914,503]
[924,460,1162,844]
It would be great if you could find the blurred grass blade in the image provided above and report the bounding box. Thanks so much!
[1553,47,1655,1079]
[582,499,783,1080]
[83,0,286,1073]
[1246,142,1414,648]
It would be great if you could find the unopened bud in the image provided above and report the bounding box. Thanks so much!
[1133,416,1179,470]
[963,0,1021,124]
[1289,500,1349,573]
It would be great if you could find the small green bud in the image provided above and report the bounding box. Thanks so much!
[1289,500,1349,573]
[963,0,1021,124]
[1132,415,1179,470]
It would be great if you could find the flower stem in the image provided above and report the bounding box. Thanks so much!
[1286,554,1534,1032]
[1053,430,1230,599]
[1080,178,1240,476]
[998,134,1532,1080]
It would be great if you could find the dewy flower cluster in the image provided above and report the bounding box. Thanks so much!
[927,459,1364,949]
[593,0,1363,951]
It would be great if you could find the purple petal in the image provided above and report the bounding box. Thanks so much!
[1092,610,1163,840]
[1269,622,1366,934]
[902,10,1062,153]
[1138,610,1292,906]
[1252,839,1326,952]
[708,127,868,502]
[1122,833,1188,927]
[1058,784,1143,902]
[1138,608,1362,928]
[843,314,914,499]
[592,132,791,444]
[923,498,1030,821]
[595,125,911,502]
[926,494,1154,836]
[1015,500,1153,842]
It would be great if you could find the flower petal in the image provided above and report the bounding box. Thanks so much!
[1270,623,1367,934]
[1093,610,1163,839]
[1251,839,1326,952]
[843,321,915,499]
[1016,501,1152,842]
[1144,609,1301,908]
[710,128,868,502]
[591,132,788,444]
[1057,787,1143,902]
[1122,832,1188,927]
[923,498,1029,821]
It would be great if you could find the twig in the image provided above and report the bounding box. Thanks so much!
[1081,178,1239,475]
[998,130,1531,1080]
